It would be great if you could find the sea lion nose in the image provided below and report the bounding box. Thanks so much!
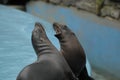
[34,22,45,33]
[53,22,59,27]
[53,22,57,26]
[35,22,42,27]
[35,22,42,29]
[53,22,61,31]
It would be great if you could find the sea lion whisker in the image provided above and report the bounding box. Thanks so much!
[37,47,52,52]
[36,43,50,47]
[37,50,53,56]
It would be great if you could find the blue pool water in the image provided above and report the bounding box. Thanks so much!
[0,5,91,80]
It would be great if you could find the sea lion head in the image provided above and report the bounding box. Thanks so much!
[32,22,47,54]
[32,22,46,42]
[53,22,75,41]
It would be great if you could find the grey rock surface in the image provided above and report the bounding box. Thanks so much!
[29,0,120,20]
[62,0,80,6]
[104,0,114,5]
[37,0,49,2]
[49,0,61,4]
[101,6,120,19]
[75,0,97,14]
[117,4,120,9]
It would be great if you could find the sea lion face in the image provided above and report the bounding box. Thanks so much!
[53,22,74,40]
[32,22,46,43]
[32,23,48,54]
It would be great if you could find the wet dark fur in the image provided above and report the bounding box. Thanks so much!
[16,22,78,80]
[53,22,94,80]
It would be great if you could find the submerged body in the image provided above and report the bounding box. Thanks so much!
[53,22,94,80]
[16,23,77,80]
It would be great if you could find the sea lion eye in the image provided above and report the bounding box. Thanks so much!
[63,25,68,30]
[38,28,43,33]
[71,32,75,36]
[40,38,44,42]
[39,30,43,33]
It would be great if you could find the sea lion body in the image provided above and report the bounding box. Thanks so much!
[53,23,86,75]
[53,23,94,80]
[16,23,77,80]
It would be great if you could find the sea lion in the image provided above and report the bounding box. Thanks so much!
[16,22,78,80]
[53,22,94,80]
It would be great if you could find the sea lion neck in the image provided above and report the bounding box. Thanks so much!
[32,36,58,57]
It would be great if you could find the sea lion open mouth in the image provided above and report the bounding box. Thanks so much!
[53,22,62,36]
